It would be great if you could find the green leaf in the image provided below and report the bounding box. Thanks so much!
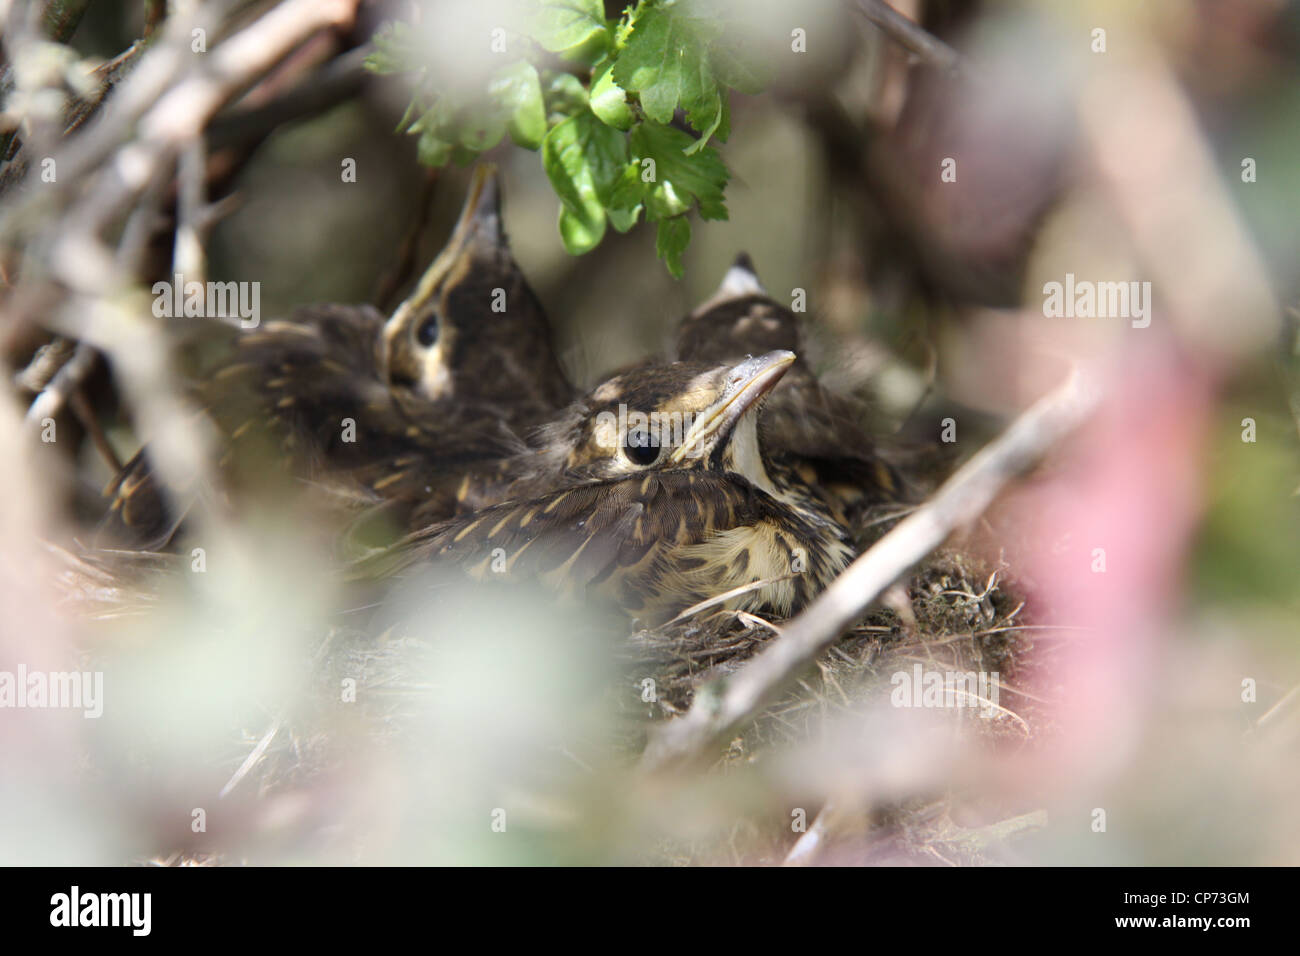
[416,130,453,168]
[456,112,505,153]
[605,162,646,233]
[559,205,604,254]
[710,38,764,95]
[656,216,690,278]
[542,110,628,254]
[590,59,634,130]
[406,97,502,166]
[682,58,723,154]
[450,144,483,167]
[542,71,589,121]
[408,100,457,167]
[394,96,420,134]
[613,1,766,150]
[606,162,647,210]
[406,101,441,136]
[613,3,685,125]
[607,205,642,233]
[364,21,421,75]
[490,61,547,149]
[713,93,731,144]
[531,0,609,60]
[629,120,728,222]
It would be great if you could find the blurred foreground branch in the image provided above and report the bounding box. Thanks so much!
[3,0,360,529]
[851,0,962,74]
[642,363,1100,772]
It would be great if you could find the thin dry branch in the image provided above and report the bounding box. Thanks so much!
[173,137,209,280]
[51,0,360,268]
[23,338,96,430]
[5,0,361,530]
[782,799,839,866]
[852,0,963,74]
[641,365,1100,772]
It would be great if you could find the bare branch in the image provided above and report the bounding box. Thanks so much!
[23,339,97,431]
[4,0,361,539]
[851,0,963,74]
[0,0,358,247]
[172,137,208,280]
[782,800,839,866]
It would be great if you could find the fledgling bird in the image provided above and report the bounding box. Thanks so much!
[379,168,571,418]
[385,351,855,625]
[674,253,905,527]
[102,166,572,547]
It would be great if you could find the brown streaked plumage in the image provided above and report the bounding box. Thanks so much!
[101,166,572,547]
[102,447,184,547]
[383,351,855,625]
[674,253,905,525]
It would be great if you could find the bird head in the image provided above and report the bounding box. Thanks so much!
[382,165,570,417]
[535,350,796,491]
[674,253,807,370]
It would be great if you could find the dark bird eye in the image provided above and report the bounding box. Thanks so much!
[415,312,440,347]
[622,429,662,467]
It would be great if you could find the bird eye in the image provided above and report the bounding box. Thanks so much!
[622,428,662,467]
[415,312,440,347]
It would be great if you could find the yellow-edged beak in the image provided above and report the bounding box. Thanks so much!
[382,164,503,394]
[670,350,795,464]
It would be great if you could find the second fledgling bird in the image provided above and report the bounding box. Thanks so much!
[674,254,905,528]
[103,166,572,546]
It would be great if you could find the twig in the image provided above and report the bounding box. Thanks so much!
[218,714,285,800]
[23,339,97,431]
[206,43,371,153]
[665,573,800,626]
[0,0,94,158]
[219,629,340,798]
[113,156,174,277]
[22,335,121,470]
[851,0,963,74]
[68,389,123,473]
[172,137,209,281]
[10,0,361,522]
[641,365,1100,772]
[0,1,228,213]
[783,799,838,866]
[936,809,1049,855]
[1253,682,1300,733]
[0,0,357,246]
[13,335,75,391]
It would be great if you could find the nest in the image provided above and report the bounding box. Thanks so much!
[54,472,1052,865]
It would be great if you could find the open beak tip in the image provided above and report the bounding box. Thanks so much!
[726,350,796,407]
[744,349,796,377]
[767,349,796,366]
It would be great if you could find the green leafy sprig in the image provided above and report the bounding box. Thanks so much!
[364,0,766,277]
